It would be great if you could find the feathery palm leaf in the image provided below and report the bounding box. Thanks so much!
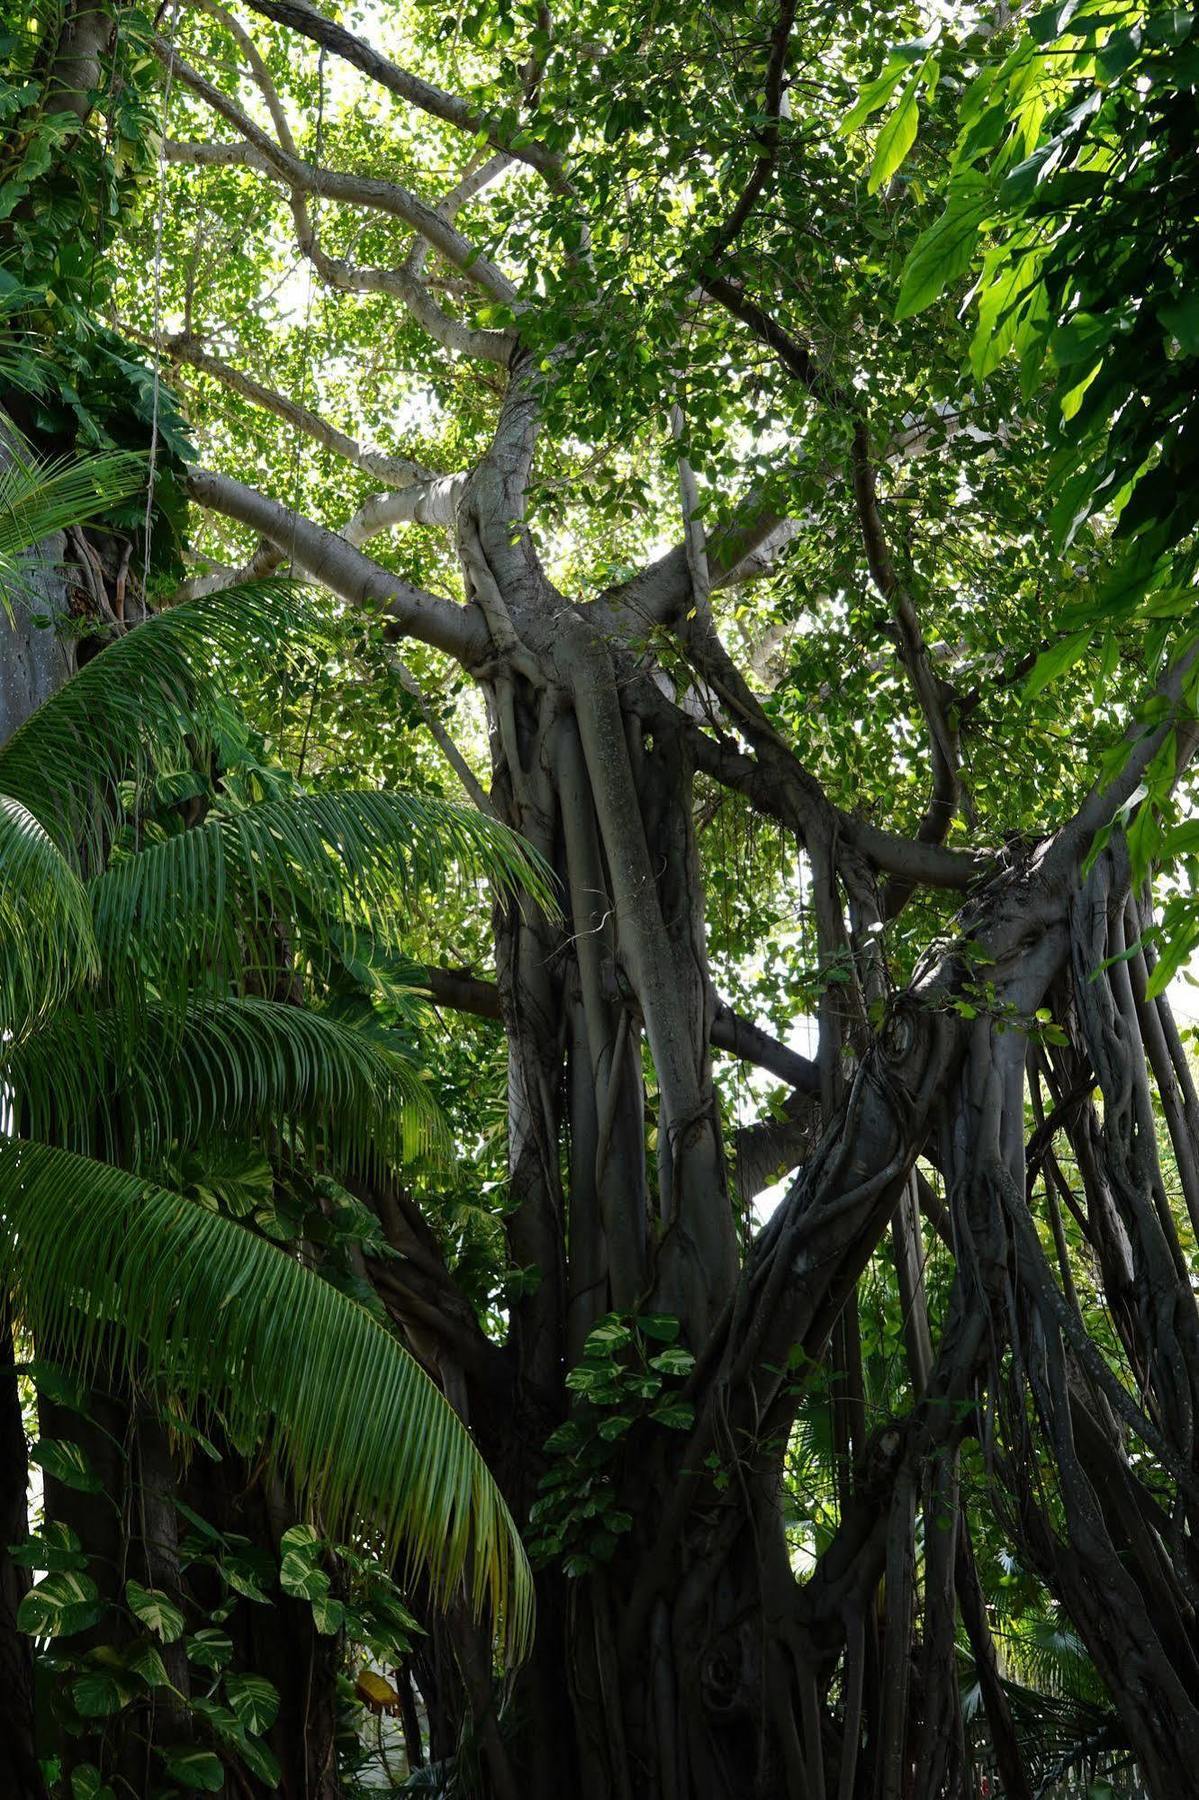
[4,995,449,1173]
[0,581,321,855]
[0,795,98,1042]
[0,1137,533,1659]
[0,429,146,619]
[92,789,556,1008]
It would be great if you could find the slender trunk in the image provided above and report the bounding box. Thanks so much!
[0,1309,46,1800]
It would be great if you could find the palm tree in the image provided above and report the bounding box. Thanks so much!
[0,449,544,1668]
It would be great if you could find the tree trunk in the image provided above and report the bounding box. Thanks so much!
[369,365,1199,1799]
[0,1309,46,1800]
[0,513,78,1800]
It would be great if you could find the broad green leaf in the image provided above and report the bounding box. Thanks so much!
[72,1669,137,1718]
[231,1730,282,1787]
[159,1747,225,1793]
[1024,631,1091,698]
[29,1438,102,1494]
[868,68,925,194]
[8,1521,87,1572]
[17,1569,103,1638]
[125,1580,186,1644]
[280,1551,329,1602]
[311,1595,346,1635]
[636,1314,680,1342]
[279,1523,323,1558]
[896,174,988,319]
[222,1552,273,1605]
[1159,296,1199,356]
[839,59,908,134]
[126,1640,173,1688]
[186,1628,234,1670]
[70,1768,115,1800]
[650,1402,695,1430]
[224,1670,280,1734]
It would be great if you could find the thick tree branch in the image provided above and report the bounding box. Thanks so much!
[184,467,488,664]
[630,681,986,891]
[417,964,819,1092]
[237,0,568,191]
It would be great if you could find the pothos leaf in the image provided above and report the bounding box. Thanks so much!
[125,1580,186,1644]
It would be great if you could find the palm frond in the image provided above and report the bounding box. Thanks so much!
[0,581,321,856]
[5,995,449,1172]
[0,431,146,617]
[0,1137,533,1660]
[0,795,98,1042]
[92,789,556,1006]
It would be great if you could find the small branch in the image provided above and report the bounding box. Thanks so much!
[170,537,283,602]
[705,0,797,259]
[342,475,469,545]
[406,151,513,281]
[850,420,966,855]
[384,654,494,816]
[293,227,514,365]
[631,679,985,892]
[703,274,828,397]
[138,327,435,488]
[154,36,519,303]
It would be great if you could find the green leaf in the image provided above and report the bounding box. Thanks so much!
[17,1569,103,1638]
[72,1669,137,1718]
[125,1580,185,1644]
[70,1767,115,1800]
[1024,630,1091,698]
[126,1640,173,1688]
[867,66,925,194]
[9,995,452,1182]
[159,1747,225,1793]
[839,59,908,134]
[279,1523,322,1559]
[8,1521,87,1572]
[229,1730,282,1787]
[223,1670,280,1734]
[186,1628,234,1670]
[280,1550,329,1602]
[636,1314,680,1342]
[221,1552,273,1604]
[0,797,97,1045]
[1159,296,1199,357]
[650,1403,695,1431]
[28,1437,102,1493]
[311,1595,345,1634]
[895,175,988,319]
